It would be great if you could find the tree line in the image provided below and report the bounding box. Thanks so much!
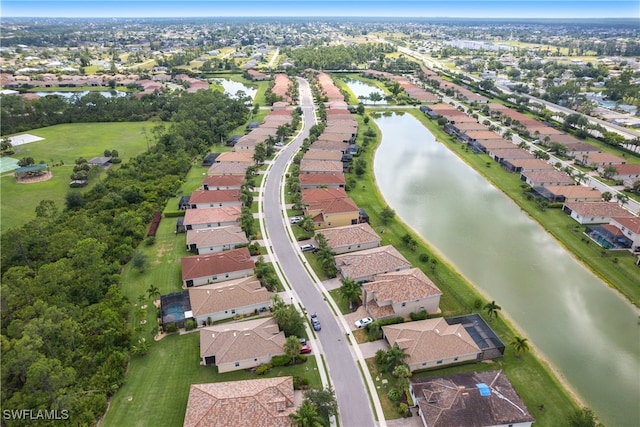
[1,89,249,426]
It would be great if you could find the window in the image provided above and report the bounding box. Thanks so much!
[437,360,443,364]
[401,302,406,307]
[231,309,236,314]
[235,362,240,367]
[212,275,217,280]
[225,274,229,278]
[454,357,459,361]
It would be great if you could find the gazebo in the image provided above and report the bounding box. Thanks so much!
[14,163,49,181]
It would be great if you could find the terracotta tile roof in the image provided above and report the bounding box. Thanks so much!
[335,245,411,281]
[383,318,480,366]
[189,276,269,317]
[365,299,396,319]
[563,141,598,151]
[542,185,602,200]
[581,152,626,165]
[299,173,346,187]
[505,158,555,171]
[189,189,241,204]
[474,139,514,150]
[465,130,504,140]
[528,125,563,135]
[183,377,296,427]
[181,248,254,281]
[183,206,242,227]
[316,223,381,250]
[316,132,351,142]
[490,148,534,160]
[186,226,248,249]
[199,317,284,363]
[206,162,249,176]
[215,151,255,164]
[303,149,343,161]
[563,201,635,218]
[364,268,442,305]
[613,164,640,175]
[522,170,574,184]
[411,370,535,427]
[611,216,640,234]
[300,159,344,174]
[202,175,245,189]
[301,187,348,204]
[312,139,349,151]
[450,122,488,131]
[304,197,359,217]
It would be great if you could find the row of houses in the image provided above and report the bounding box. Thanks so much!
[362,69,439,103]
[422,92,640,254]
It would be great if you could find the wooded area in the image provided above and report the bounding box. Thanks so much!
[1,90,249,426]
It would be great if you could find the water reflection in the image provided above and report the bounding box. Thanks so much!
[213,78,257,101]
[342,78,387,105]
[372,112,640,427]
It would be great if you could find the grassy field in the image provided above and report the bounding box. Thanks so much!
[0,121,159,233]
[335,110,579,424]
[101,332,322,427]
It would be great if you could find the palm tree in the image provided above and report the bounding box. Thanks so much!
[484,300,502,322]
[289,400,323,427]
[511,336,530,358]
[146,285,160,302]
[283,335,302,364]
[383,345,409,373]
[338,278,361,310]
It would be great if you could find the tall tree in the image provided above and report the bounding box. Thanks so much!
[283,335,302,364]
[338,277,361,310]
[511,336,530,358]
[289,400,323,427]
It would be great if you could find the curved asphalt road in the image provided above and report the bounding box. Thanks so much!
[261,77,377,427]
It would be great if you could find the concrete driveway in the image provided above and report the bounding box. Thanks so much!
[358,340,389,359]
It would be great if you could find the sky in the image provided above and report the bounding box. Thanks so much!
[1,0,638,19]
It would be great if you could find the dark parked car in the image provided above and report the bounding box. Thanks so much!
[310,313,321,331]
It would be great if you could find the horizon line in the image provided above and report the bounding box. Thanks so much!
[3,15,637,19]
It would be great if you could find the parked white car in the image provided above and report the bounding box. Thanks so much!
[354,317,373,328]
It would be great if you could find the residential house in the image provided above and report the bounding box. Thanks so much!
[564,142,600,158]
[363,268,442,320]
[303,149,343,162]
[207,162,249,176]
[301,187,348,204]
[316,222,381,255]
[183,377,296,427]
[188,189,241,209]
[299,172,346,189]
[468,137,513,153]
[489,148,534,163]
[532,185,602,203]
[199,317,284,372]
[189,276,270,324]
[383,318,480,371]
[299,159,344,174]
[520,170,575,187]
[501,158,555,173]
[409,370,535,427]
[215,151,255,164]
[576,152,626,168]
[335,245,411,282]
[608,164,640,185]
[304,196,360,229]
[310,139,349,152]
[609,216,640,251]
[562,201,635,224]
[202,153,220,166]
[186,225,248,254]
[183,206,242,231]
[202,175,245,191]
[181,247,255,287]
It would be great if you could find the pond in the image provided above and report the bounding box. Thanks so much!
[212,78,257,101]
[34,90,127,99]
[372,112,640,427]
[342,78,387,105]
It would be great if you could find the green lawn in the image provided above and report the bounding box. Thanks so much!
[0,121,159,233]
[101,332,322,427]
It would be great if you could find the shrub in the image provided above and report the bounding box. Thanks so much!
[206,317,212,326]
[164,322,178,333]
[145,236,156,246]
[409,310,428,321]
[397,403,410,417]
[387,388,401,402]
[271,355,290,367]
[163,210,185,218]
[255,364,273,375]
[419,253,429,263]
[184,319,197,331]
[378,316,405,327]
[293,376,310,390]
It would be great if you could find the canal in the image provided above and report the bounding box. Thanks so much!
[372,112,640,427]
